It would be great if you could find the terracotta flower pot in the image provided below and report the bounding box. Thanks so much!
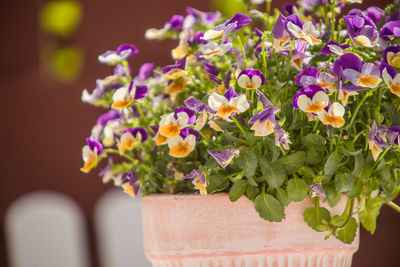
[142,193,359,267]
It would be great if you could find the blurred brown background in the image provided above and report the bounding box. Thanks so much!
[0,0,398,266]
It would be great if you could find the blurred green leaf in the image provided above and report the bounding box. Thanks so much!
[255,193,285,222]
[212,0,246,17]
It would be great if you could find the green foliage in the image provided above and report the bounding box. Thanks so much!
[255,193,285,222]
[287,178,308,202]
[359,197,383,234]
[229,180,248,201]
[237,149,258,178]
[335,217,358,244]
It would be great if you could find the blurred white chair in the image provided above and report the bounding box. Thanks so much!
[95,189,151,267]
[4,191,90,267]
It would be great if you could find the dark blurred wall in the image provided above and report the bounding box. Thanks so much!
[0,0,398,267]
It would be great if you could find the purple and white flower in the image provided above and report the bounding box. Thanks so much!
[369,122,390,161]
[382,67,400,97]
[201,41,232,59]
[310,183,326,198]
[98,44,138,65]
[80,138,103,173]
[159,107,194,138]
[117,127,148,155]
[319,41,350,56]
[182,169,207,195]
[275,124,292,150]
[208,88,250,119]
[202,13,251,41]
[387,126,400,148]
[295,66,336,91]
[208,149,240,169]
[99,159,123,186]
[121,171,141,198]
[293,85,329,114]
[248,90,279,136]
[343,63,382,88]
[286,15,321,45]
[318,102,346,128]
[145,15,184,40]
[168,129,199,158]
[111,81,149,109]
[343,15,379,48]
[237,69,265,90]
[272,13,291,51]
[382,46,400,69]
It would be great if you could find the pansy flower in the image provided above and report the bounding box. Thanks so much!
[158,108,193,138]
[310,183,326,198]
[295,66,336,91]
[272,13,291,51]
[337,84,364,106]
[121,171,141,198]
[369,122,390,161]
[201,41,232,59]
[343,15,378,48]
[145,15,184,40]
[319,41,350,56]
[135,63,155,84]
[379,21,400,43]
[382,46,400,69]
[184,97,215,131]
[99,159,123,186]
[382,66,400,97]
[202,13,251,41]
[208,88,250,119]
[111,81,149,109]
[182,169,207,195]
[349,7,385,24]
[275,124,292,150]
[343,63,382,88]
[168,128,199,158]
[248,90,280,136]
[237,69,265,90]
[293,85,329,114]
[80,138,103,173]
[282,40,312,71]
[208,149,239,169]
[98,44,138,65]
[286,15,321,45]
[387,126,400,149]
[117,127,148,155]
[185,7,221,25]
[318,102,346,128]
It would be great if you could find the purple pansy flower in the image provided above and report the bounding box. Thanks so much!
[237,69,265,90]
[380,21,400,41]
[343,15,379,48]
[99,159,123,186]
[310,183,326,198]
[184,97,215,114]
[292,85,329,114]
[286,14,321,45]
[387,126,400,148]
[248,90,279,136]
[202,13,251,41]
[121,171,141,197]
[369,121,390,161]
[332,53,363,81]
[136,63,155,83]
[295,66,336,91]
[80,138,103,173]
[117,127,148,155]
[98,44,138,65]
[382,65,400,97]
[319,40,349,56]
[81,80,105,104]
[111,81,149,109]
[208,149,240,169]
[167,129,198,158]
[382,46,400,68]
[272,13,291,51]
[275,124,291,150]
[208,88,250,119]
[97,110,120,127]
[282,40,312,71]
[349,7,385,24]
[182,169,207,195]
[174,106,196,125]
[342,62,382,88]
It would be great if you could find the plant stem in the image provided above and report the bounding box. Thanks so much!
[237,35,247,68]
[387,201,400,213]
[331,0,336,41]
[347,87,378,131]
[231,115,248,140]
[286,40,294,76]
[315,196,321,223]
[104,148,136,163]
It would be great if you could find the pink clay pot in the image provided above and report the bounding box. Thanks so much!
[142,193,359,267]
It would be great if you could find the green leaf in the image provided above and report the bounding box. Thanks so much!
[255,193,285,222]
[335,217,358,244]
[335,173,355,193]
[302,134,326,148]
[384,103,400,125]
[353,151,364,175]
[276,188,291,206]
[347,178,362,198]
[260,159,287,188]
[323,152,342,182]
[277,151,306,174]
[237,149,258,178]
[287,178,308,202]
[359,197,383,234]
[206,175,229,194]
[305,148,323,165]
[246,175,259,186]
[229,180,248,202]
[304,206,331,231]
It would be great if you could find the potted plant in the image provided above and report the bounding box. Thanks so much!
[80,0,400,266]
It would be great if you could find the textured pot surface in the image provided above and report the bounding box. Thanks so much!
[142,193,359,267]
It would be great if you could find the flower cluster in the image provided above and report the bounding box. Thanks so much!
[81,1,400,243]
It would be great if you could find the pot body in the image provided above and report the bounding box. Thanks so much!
[142,193,359,267]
